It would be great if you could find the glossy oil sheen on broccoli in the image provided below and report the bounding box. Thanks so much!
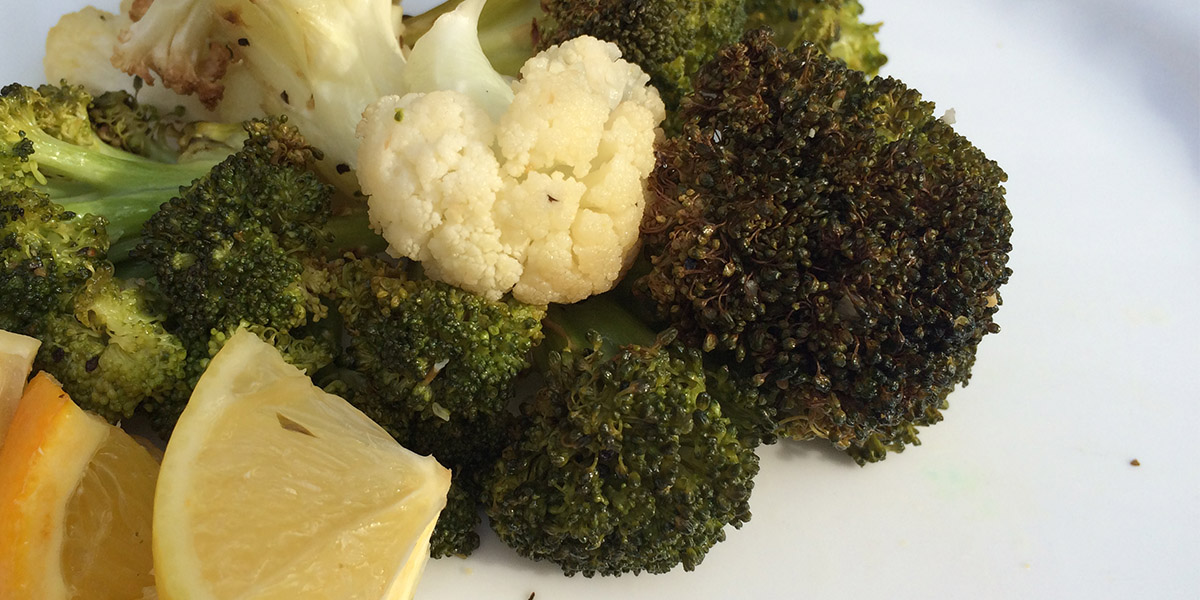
[642,30,1013,463]
[485,295,760,576]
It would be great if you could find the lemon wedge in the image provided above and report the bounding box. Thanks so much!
[0,371,159,599]
[153,328,451,600]
[0,330,41,448]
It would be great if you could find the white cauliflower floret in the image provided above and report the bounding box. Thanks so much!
[43,2,217,120]
[358,35,665,305]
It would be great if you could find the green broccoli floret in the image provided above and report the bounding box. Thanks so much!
[745,0,887,74]
[641,30,1012,463]
[33,264,187,421]
[132,119,383,435]
[321,255,542,558]
[329,255,545,423]
[2,184,187,420]
[485,294,761,577]
[0,186,106,332]
[0,83,232,252]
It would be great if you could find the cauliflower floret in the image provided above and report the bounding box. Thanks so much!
[44,3,217,120]
[358,36,665,305]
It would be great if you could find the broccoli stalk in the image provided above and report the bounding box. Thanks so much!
[485,293,762,576]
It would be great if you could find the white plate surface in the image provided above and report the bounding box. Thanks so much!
[5,1,1199,598]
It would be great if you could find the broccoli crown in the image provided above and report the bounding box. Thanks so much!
[642,30,1012,463]
[485,327,759,577]
[134,118,335,341]
[331,255,544,423]
[745,0,887,74]
[0,187,107,331]
[33,265,187,421]
[537,0,746,111]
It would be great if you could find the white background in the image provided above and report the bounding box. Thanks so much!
[4,1,1199,598]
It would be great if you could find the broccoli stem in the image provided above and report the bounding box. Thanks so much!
[59,189,177,258]
[323,210,388,257]
[543,294,658,359]
[23,126,216,191]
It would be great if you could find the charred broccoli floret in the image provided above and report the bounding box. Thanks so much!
[485,295,761,576]
[642,30,1012,463]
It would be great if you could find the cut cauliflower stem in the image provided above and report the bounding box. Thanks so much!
[358,21,664,304]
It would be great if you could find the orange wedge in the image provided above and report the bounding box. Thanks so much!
[0,372,159,599]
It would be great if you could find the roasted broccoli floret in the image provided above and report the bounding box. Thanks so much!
[131,119,382,435]
[329,256,544,423]
[134,119,337,342]
[1,185,186,420]
[744,0,887,74]
[0,186,106,332]
[33,264,187,421]
[0,83,232,252]
[485,294,761,576]
[641,30,1012,463]
[322,254,543,557]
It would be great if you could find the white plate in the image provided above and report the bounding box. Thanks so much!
[5,1,1199,598]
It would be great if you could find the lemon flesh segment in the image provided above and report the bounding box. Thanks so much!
[154,329,452,600]
[0,373,158,600]
[0,330,41,447]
